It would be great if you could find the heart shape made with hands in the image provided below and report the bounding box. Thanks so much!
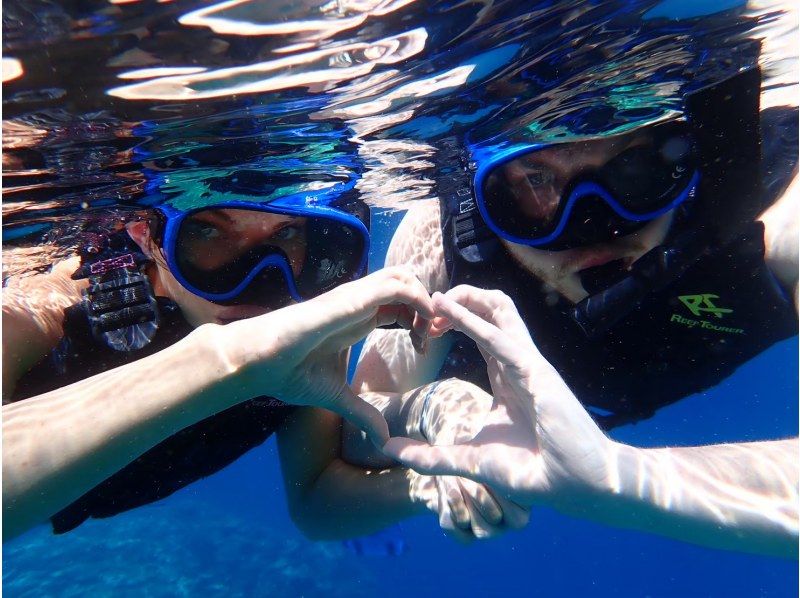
[381,285,614,510]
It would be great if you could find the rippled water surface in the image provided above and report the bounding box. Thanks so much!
[3,0,796,249]
[3,0,798,596]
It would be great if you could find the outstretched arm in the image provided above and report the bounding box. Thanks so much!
[3,324,240,540]
[3,268,433,541]
[385,286,799,558]
[596,438,797,557]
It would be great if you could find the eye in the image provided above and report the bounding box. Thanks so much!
[185,221,221,240]
[273,224,302,241]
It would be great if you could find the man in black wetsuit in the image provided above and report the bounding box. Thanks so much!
[353,67,798,430]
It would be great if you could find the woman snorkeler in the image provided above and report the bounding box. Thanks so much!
[1,173,441,540]
[3,159,512,543]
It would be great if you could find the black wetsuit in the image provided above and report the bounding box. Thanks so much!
[440,222,796,429]
[12,298,295,534]
[439,107,798,429]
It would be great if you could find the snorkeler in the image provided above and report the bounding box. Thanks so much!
[276,68,797,544]
[353,67,797,418]
[2,177,441,540]
[4,112,512,545]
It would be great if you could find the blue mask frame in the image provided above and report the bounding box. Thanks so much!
[156,196,369,304]
[470,141,700,248]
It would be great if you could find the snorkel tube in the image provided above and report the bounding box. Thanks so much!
[571,66,764,337]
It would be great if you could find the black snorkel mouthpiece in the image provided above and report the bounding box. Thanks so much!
[572,65,763,338]
[572,233,707,336]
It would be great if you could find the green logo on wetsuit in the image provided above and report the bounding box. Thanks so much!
[677,294,733,318]
[671,293,744,335]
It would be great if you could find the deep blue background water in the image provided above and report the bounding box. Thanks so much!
[4,209,798,597]
[3,0,798,594]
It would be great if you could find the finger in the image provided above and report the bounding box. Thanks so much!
[437,476,471,531]
[411,311,432,353]
[438,508,475,545]
[460,496,501,540]
[373,268,436,320]
[457,479,504,540]
[429,315,453,338]
[488,489,530,530]
[333,386,390,446]
[459,478,503,527]
[383,437,482,480]
[324,305,411,353]
[435,478,475,544]
[432,292,519,366]
[376,304,414,329]
[376,305,426,354]
[305,269,435,342]
[442,286,532,347]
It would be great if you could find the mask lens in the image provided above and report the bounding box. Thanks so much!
[175,208,307,296]
[172,206,367,301]
[479,121,696,244]
[296,217,367,297]
[481,153,562,239]
[601,122,696,212]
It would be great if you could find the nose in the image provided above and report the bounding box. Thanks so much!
[545,195,646,251]
[217,266,297,309]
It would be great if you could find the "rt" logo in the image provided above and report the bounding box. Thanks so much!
[678,294,733,318]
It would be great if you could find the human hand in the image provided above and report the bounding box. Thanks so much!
[341,381,529,541]
[405,378,529,541]
[217,267,434,445]
[383,286,614,510]
[408,470,529,542]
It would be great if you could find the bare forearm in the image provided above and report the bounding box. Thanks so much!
[291,460,426,540]
[566,438,799,558]
[2,324,241,540]
[284,384,455,541]
[283,392,429,541]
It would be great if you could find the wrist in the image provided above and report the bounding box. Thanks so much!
[186,323,252,405]
[547,437,631,517]
[415,380,442,442]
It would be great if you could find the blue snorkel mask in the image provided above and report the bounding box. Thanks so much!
[72,174,369,352]
[437,66,763,337]
[151,177,369,307]
[134,121,371,309]
[472,119,699,251]
[73,133,370,351]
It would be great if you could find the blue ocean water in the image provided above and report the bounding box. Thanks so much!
[4,209,798,597]
[3,0,798,595]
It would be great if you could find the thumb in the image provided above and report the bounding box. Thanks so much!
[332,386,390,447]
[383,437,483,481]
